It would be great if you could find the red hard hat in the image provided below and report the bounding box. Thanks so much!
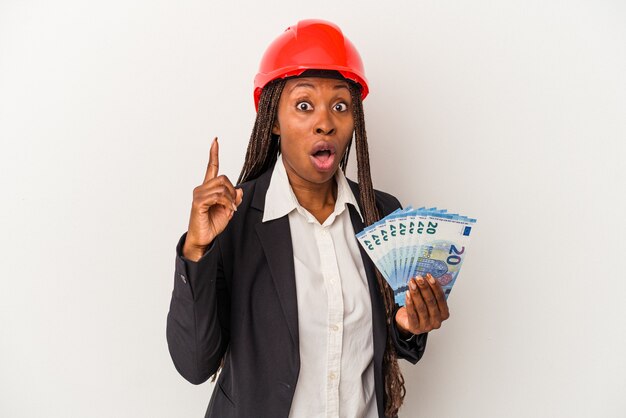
[253,19,369,110]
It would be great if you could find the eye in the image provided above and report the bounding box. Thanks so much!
[296,101,312,111]
[334,102,348,112]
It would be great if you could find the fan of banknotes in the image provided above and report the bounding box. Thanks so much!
[356,207,476,306]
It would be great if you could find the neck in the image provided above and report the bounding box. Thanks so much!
[283,159,337,214]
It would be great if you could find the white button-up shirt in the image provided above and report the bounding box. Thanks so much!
[263,156,377,418]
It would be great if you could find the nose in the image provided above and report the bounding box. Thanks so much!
[314,108,335,136]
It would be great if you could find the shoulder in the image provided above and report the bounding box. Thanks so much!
[346,177,402,218]
[233,167,273,212]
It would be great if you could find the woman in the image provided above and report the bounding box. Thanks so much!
[166,19,450,418]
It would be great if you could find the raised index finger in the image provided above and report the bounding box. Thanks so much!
[203,137,219,183]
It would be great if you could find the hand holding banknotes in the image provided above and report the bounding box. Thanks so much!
[395,273,450,336]
[183,137,243,261]
[355,206,477,337]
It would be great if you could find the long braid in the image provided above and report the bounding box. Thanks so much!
[237,78,286,184]
[234,75,405,417]
[350,84,406,418]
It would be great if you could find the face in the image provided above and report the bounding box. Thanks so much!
[272,76,355,187]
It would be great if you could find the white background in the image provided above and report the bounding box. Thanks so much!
[1,1,625,417]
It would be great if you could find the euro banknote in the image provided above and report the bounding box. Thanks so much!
[356,207,476,306]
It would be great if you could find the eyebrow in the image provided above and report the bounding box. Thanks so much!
[288,81,350,93]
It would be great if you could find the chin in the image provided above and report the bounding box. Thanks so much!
[295,164,338,186]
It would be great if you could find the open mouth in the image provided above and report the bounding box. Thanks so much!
[310,143,336,172]
[313,149,332,160]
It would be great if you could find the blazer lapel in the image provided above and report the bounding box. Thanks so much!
[251,167,299,349]
[347,204,387,367]
[347,180,388,417]
[255,218,299,348]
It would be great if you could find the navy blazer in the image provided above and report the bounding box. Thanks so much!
[166,166,428,418]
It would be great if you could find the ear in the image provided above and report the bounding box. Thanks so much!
[271,120,280,136]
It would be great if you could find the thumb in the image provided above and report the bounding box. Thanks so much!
[235,188,244,206]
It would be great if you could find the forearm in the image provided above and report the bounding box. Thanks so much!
[166,233,230,384]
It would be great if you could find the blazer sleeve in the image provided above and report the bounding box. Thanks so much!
[166,232,230,384]
[390,306,428,364]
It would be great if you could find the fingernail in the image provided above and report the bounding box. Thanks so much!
[409,280,416,290]
[405,291,411,303]
[417,277,425,285]
[427,275,436,284]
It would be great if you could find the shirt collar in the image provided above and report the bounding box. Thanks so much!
[262,155,364,224]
